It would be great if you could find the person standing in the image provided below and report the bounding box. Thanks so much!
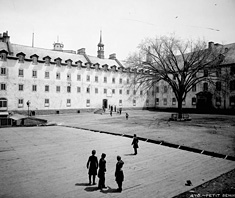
[86,150,98,185]
[125,112,129,120]
[115,155,124,192]
[98,153,106,190]
[131,134,139,155]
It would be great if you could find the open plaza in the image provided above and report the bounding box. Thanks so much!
[0,110,235,198]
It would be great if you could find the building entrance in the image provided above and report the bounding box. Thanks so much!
[102,99,108,109]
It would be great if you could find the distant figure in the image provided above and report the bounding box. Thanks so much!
[111,106,113,112]
[86,150,98,185]
[110,110,112,116]
[119,108,122,115]
[115,155,124,192]
[114,106,116,112]
[131,134,139,155]
[125,112,129,120]
[98,153,107,190]
[102,105,105,113]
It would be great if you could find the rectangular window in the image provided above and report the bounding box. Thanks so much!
[146,100,149,106]
[156,86,159,93]
[140,90,143,95]
[216,68,221,77]
[67,86,71,93]
[77,87,81,93]
[216,81,221,91]
[45,85,49,92]
[112,89,115,94]
[119,89,122,94]
[216,97,221,106]
[0,67,6,75]
[104,88,107,94]
[19,84,24,91]
[104,77,107,83]
[45,99,49,107]
[87,87,90,93]
[163,98,167,105]
[133,90,136,95]
[230,96,235,106]
[67,74,71,81]
[164,86,168,93]
[192,97,196,105]
[192,85,196,92]
[112,77,115,84]
[77,74,81,81]
[32,85,37,92]
[95,88,98,94]
[32,70,37,78]
[182,100,186,106]
[56,86,61,92]
[203,83,208,91]
[133,99,136,106]
[155,98,159,105]
[172,98,176,105]
[127,90,130,95]
[230,80,235,91]
[56,72,60,80]
[119,100,122,106]
[119,78,122,84]
[204,69,208,77]
[19,69,24,77]
[95,76,98,82]
[18,99,24,108]
[230,66,235,75]
[67,99,71,107]
[87,75,90,82]
[0,83,6,90]
[45,71,50,79]
[86,99,90,107]
[0,99,7,108]
[126,79,129,84]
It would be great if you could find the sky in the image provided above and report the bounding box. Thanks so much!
[1,0,235,60]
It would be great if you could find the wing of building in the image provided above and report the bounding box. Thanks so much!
[0,31,152,115]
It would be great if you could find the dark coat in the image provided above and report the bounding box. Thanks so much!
[132,137,139,148]
[98,158,106,178]
[87,155,98,175]
[115,160,124,182]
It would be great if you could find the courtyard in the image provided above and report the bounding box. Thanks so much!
[0,110,235,198]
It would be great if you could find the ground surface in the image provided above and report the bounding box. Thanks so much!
[0,110,234,198]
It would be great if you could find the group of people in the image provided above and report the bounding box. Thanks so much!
[86,134,139,192]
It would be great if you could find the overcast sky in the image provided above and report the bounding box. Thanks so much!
[1,0,235,60]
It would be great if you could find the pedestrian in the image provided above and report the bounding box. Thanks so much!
[119,108,122,115]
[115,155,124,192]
[125,112,129,120]
[111,106,113,112]
[114,106,116,112]
[98,153,106,190]
[131,134,139,155]
[86,150,98,185]
[110,110,112,116]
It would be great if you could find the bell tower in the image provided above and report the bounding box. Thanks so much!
[97,31,104,59]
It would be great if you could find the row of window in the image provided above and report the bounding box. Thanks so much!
[0,68,129,84]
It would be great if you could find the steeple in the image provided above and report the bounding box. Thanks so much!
[97,30,104,59]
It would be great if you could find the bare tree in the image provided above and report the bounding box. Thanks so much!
[126,36,226,118]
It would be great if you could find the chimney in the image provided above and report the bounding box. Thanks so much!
[109,53,116,59]
[77,48,86,55]
[208,42,214,49]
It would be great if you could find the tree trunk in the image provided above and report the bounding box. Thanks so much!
[177,98,183,119]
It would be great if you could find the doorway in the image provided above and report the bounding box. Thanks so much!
[102,99,108,108]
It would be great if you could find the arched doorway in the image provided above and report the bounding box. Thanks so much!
[196,92,213,111]
[102,99,108,108]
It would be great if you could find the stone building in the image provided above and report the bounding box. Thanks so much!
[0,31,153,115]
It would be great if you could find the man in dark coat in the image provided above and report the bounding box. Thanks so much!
[131,134,139,155]
[98,153,106,190]
[115,155,124,192]
[86,150,98,185]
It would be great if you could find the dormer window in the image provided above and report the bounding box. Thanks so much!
[54,57,62,66]
[30,54,39,65]
[85,62,91,70]
[43,56,51,66]
[65,59,72,67]
[75,60,82,69]
[0,50,8,61]
[16,52,26,63]
[102,64,108,71]
[111,65,116,72]
[94,63,100,71]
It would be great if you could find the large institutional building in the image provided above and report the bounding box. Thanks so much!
[0,31,235,116]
